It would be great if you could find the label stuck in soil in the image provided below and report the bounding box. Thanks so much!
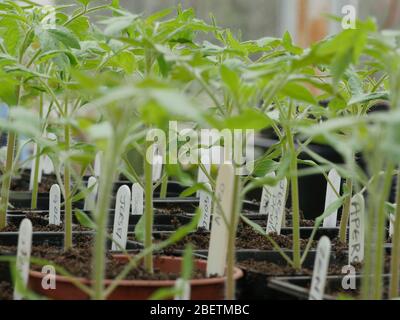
[111,185,131,251]
[131,183,144,215]
[152,154,163,182]
[207,164,235,277]
[348,193,365,265]
[390,214,395,238]
[266,178,287,235]
[14,219,33,300]
[197,163,211,197]
[309,236,331,300]
[323,169,341,228]
[198,183,212,230]
[84,176,98,211]
[29,143,43,191]
[94,152,102,177]
[49,184,61,226]
[259,172,275,215]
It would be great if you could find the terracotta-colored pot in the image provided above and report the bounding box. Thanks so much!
[28,255,243,300]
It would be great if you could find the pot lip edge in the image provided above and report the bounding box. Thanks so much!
[28,255,244,287]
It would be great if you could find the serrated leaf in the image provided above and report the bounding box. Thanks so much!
[47,27,81,49]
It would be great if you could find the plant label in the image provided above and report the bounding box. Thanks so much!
[197,164,211,197]
[49,184,61,226]
[94,152,102,177]
[309,236,331,300]
[14,219,33,300]
[259,172,276,215]
[323,169,341,227]
[207,164,235,277]
[266,178,288,235]
[198,183,212,230]
[348,193,365,265]
[111,185,131,251]
[390,214,395,238]
[174,278,190,300]
[152,154,163,182]
[131,183,144,215]
[29,143,43,191]
[84,176,98,211]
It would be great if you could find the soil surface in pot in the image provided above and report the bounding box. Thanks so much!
[10,171,57,193]
[30,244,210,281]
[0,212,92,232]
[154,223,317,253]
[0,281,13,300]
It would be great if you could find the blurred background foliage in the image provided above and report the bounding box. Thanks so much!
[44,0,400,44]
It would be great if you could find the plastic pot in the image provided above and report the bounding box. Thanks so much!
[28,255,243,300]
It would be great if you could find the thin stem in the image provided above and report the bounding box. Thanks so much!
[31,94,43,209]
[339,179,353,242]
[144,140,154,273]
[225,175,241,300]
[285,104,301,269]
[92,139,118,300]
[160,173,168,198]
[390,171,400,298]
[372,162,394,300]
[0,85,21,228]
[64,97,72,250]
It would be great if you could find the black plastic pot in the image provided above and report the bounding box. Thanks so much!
[0,231,142,251]
[266,275,374,300]
[236,250,319,300]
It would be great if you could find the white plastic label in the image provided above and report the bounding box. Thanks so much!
[348,193,365,265]
[207,164,235,277]
[131,183,144,215]
[152,155,163,182]
[198,183,212,230]
[174,278,190,300]
[323,169,341,227]
[84,176,98,211]
[49,184,61,226]
[111,185,131,251]
[309,236,331,300]
[14,219,33,300]
[390,214,395,238]
[259,172,275,215]
[94,152,102,177]
[266,178,288,235]
[29,143,43,191]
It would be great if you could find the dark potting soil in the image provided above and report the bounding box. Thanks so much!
[0,281,13,300]
[156,223,317,253]
[30,244,209,281]
[10,171,57,193]
[0,212,92,232]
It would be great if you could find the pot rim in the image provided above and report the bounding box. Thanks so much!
[29,254,244,287]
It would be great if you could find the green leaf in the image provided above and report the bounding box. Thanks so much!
[67,16,90,40]
[281,82,317,104]
[348,91,389,105]
[182,244,193,280]
[251,159,279,177]
[223,108,272,130]
[180,183,208,197]
[47,27,81,49]
[220,64,240,95]
[75,209,97,229]
[134,214,145,243]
